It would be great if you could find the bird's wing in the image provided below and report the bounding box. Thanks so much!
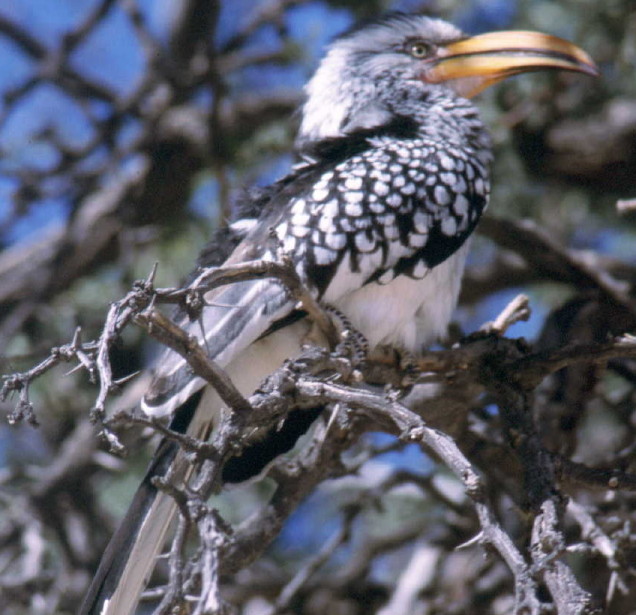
[138,164,332,419]
[144,116,489,418]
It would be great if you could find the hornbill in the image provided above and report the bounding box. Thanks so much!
[80,13,597,615]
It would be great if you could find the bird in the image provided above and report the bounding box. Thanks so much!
[79,13,597,615]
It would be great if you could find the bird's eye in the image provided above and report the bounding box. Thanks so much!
[408,41,432,59]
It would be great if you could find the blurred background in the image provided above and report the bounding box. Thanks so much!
[1,1,635,613]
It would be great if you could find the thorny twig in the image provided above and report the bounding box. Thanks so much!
[566,499,631,604]
[3,257,636,613]
[2,257,338,443]
[233,368,547,613]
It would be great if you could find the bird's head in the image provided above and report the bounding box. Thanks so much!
[299,13,598,143]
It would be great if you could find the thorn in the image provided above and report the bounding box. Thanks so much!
[606,570,618,604]
[146,261,159,287]
[197,316,211,354]
[71,326,82,349]
[146,292,157,312]
[324,403,342,437]
[455,531,484,550]
[76,350,96,381]
[113,371,141,387]
[63,363,85,377]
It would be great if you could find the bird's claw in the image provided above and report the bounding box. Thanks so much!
[324,305,369,366]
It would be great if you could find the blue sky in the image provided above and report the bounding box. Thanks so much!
[0,0,518,245]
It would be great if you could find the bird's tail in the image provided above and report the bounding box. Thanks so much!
[78,392,207,615]
[79,278,315,615]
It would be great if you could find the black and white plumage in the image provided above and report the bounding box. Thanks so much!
[80,13,597,615]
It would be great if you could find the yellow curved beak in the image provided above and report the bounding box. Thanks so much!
[423,31,599,98]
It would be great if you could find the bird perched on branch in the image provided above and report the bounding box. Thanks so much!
[80,13,597,615]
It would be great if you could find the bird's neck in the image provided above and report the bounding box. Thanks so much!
[298,79,492,169]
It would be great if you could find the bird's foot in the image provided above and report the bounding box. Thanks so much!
[396,348,421,385]
[397,348,418,372]
[323,305,369,366]
[366,346,421,387]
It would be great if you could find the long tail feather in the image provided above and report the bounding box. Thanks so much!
[78,392,204,615]
[80,294,313,614]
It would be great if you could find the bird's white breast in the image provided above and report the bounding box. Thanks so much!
[331,242,470,352]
